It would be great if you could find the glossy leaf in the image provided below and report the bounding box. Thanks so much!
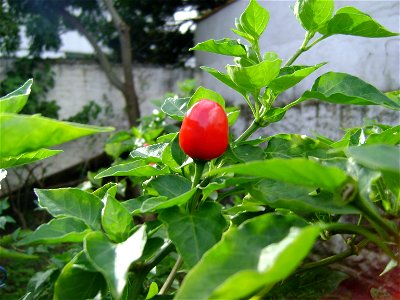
[226,55,282,91]
[346,144,400,174]
[209,158,349,193]
[0,79,32,113]
[141,189,197,213]
[267,267,348,299]
[84,227,147,299]
[294,0,334,32]
[17,217,91,245]
[159,202,227,267]
[35,188,103,230]
[190,38,246,57]
[302,72,400,110]
[200,66,247,97]
[188,86,225,108]
[130,143,169,162]
[232,143,265,162]
[268,63,326,94]
[161,97,189,121]
[226,106,240,126]
[0,113,114,157]
[238,0,270,39]
[101,192,134,243]
[175,214,320,299]
[145,174,191,198]
[0,148,63,169]
[94,160,169,179]
[54,252,106,300]
[320,6,399,38]
[250,179,359,214]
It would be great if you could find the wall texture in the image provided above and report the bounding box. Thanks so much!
[194,0,400,138]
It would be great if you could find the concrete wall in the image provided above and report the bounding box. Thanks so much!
[194,0,400,138]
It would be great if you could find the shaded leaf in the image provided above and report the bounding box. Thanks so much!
[161,97,189,121]
[159,202,227,267]
[94,160,169,179]
[0,148,63,169]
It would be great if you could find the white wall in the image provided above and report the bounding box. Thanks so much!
[194,0,400,138]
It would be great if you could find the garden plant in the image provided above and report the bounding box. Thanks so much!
[1,0,400,299]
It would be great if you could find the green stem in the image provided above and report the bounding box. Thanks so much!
[192,160,206,188]
[130,269,148,300]
[144,242,175,271]
[285,31,315,67]
[235,119,261,143]
[321,222,396,261]
[354,195,398,241]
[304,35,328,51]
[283,96,306,111]
[159,255,184,295]
[299,239,369,271]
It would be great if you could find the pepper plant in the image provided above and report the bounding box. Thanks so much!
[13,0,400,299]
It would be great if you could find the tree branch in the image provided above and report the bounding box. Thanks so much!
[58,9,124,92]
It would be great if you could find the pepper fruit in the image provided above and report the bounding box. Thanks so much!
[179,99,228,161]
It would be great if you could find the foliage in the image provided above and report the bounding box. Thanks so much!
[4,0,400,299]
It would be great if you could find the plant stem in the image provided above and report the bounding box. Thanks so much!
[144,242,175,271]
[159,255,184,295]
[285,31,314,67]
[283,96,306,111]
[354,195,398,241]
[192,160,206,188]
[235,119,261,143]
[130,269,148,300]
[299,239,369,271]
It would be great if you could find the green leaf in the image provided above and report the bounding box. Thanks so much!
[101,192,134,243]
[145,282,159,300]
[0,113,114,157]
[84,227,147,299]
[175,214,320,299]
[17,217,91,245]
[0,148,63,169]
[188,86,225,109]
[268,63,326,95]
[294,0,334,32]
[302,72,400,110]
[209,158,349,193]
[145,174,191,198]
[141,189,197,213]
[35,188,103,230]
[267,267,348,300]
[94,160,169,179]
[159,202,227,268]
[238,0,270,39]
[160,97,189,121]
[226,106,240,126]
[265,133,332,159]
[190,38,246,57]
[346,144,400,174]
[0,79,32,113]
[226,55,282,91]
[232,144,265,162]
[365,125,400,145]
[130,143,169,162]
[320,6,399,38]
[250,179,359,214]
[200,66,247,97]
[0,246,38,260]
[54,252,106,300]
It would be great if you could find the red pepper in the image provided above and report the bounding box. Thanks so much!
[179,99,228,161]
